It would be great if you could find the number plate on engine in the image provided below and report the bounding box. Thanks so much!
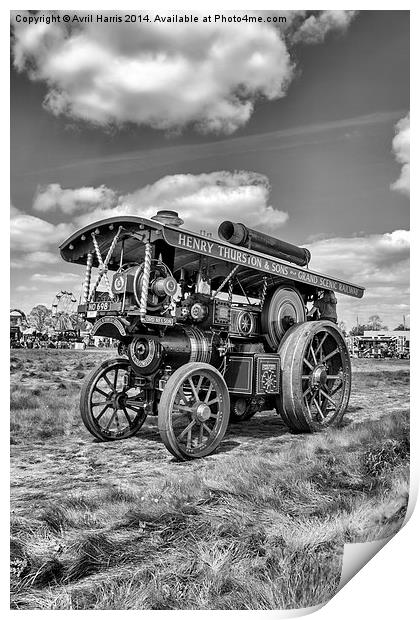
[87,301,111,312]
[142,314,174,326]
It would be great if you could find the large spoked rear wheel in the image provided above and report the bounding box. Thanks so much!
[158,362,230,460]
[80,357,147,441]
[276,321,351,432]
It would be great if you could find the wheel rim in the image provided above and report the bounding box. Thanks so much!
[89,362,145,438]
[167,370,227,457]
[300,325,350,426]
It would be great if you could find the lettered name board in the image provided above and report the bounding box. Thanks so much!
[163,229,365,299]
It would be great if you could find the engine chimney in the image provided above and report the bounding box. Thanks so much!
[152,210,184,227]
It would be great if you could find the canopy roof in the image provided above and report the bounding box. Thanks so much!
[60,216,364,299]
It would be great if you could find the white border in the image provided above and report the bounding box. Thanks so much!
[4,3,417,619]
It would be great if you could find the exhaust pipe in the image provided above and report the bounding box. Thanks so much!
[218,221,311,267]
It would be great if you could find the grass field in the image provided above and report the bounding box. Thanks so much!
[10,350,410,610]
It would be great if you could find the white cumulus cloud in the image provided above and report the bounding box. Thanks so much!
[33,183,118,214]
[15,285,38,292]
[30,272,81,282]
[307,230,409,328]
[308,229,409,275]
[390,114,410,196]
[73,171,289,234]
[10,206,72,253]
[12,251,58,268]
[290,10,358,44]
[11,10,356,134]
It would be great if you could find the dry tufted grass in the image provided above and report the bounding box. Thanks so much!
[10,351,409,609]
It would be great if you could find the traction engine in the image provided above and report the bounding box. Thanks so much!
[60,210,362,460]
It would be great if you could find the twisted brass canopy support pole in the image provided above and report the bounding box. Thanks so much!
[83,252,93,304]
[212,264,240,298]
[140,241,152,320]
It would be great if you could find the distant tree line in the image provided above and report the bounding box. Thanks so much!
[347,314,409,337]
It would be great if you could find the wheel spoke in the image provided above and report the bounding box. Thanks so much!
[91,400,109,407]
[179,388,192,406]
[314,333,328,360]
[198,423,204,446]
[113,369,119,390]
[323,348,340,363]
[125,405,142,414]
[326,374,341,380]
[186,428,192,450]
[121,405,133,426]
[176,404,194,413]
[125,400,143,412]
[188,377,199,402]
[94,387,110,398]
[202,422,212,435]
[95,404,111,422]
[103,373,114,390]
[303,358,314,371]
[177,419,196,440]
[195,375,204,397]
[314,397,325,419]
[125,398,143,406]
[206,397,220,406]
[303,386,312,398]
[204,383,214,403]
[310,345,317,365]
[320,389,337,408]
[105,409,117,430]
[304,393,315,413]
[330,380,343,396]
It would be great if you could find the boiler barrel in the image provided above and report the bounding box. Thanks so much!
[218,221,311,267]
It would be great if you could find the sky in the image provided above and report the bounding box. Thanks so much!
[10,9,410,330]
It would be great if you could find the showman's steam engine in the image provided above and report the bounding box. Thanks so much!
[60,210,364,460]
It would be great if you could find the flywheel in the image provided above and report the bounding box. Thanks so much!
[261,285,306,351]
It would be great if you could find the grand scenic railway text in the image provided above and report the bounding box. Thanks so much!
[169,230,363,298]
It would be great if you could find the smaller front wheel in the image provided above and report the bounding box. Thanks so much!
[80,357,148,441]
[158,363,230,460]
